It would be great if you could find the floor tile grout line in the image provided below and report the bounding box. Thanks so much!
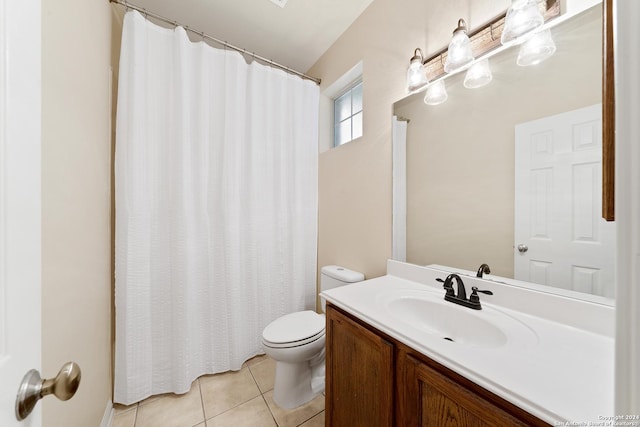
[247,359,281,425]
[260,391,281,427]
[112,405,137,421]
[202,391,264,423]
[295,412,318,427]
[197,378,206,426]
[246,361,259,385]
[210,362,266,422]
[114,401,139,426]
[246,360,272,394]
[132,405,139,427]
[132,357,276,427]
[249,356,326,427]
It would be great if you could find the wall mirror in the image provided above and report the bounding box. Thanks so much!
[392,3,615,304]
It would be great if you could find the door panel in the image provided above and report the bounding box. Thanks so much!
[0,0,42,425]
[514,104,615,297]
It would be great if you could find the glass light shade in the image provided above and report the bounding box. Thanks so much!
[406,57,429,92]
[501,0,544,46]
[464,59,493,89]
[424,80,448,106]
[444,28,474,73]
[517,29,557,66]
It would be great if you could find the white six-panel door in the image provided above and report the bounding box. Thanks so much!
[514,104,616,298]
[0,0,42,425]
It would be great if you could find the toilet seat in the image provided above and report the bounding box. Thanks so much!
[263,330,325,349]
[262,310,325,348]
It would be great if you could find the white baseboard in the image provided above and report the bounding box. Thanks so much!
[100,400,114,427]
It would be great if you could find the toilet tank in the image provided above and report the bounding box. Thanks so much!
[320,265,364,311]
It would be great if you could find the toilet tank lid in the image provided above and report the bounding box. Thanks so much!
[321,265,365,283]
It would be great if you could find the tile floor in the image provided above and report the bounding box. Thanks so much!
[111,355,324,427]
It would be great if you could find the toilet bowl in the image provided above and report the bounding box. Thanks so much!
[261,265,364,409]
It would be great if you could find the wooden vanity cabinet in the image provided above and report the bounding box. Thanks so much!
[398,353,533,426]
[325,303,549,427]
[325,303,394,427]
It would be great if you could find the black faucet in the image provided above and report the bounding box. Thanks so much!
[437,273,493,310]
[442,273,467,300]
[476,263,491,278]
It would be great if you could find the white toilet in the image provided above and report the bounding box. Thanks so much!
[261,265,364,409]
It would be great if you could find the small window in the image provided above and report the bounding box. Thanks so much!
[334,80,363,147]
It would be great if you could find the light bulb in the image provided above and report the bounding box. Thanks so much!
[501,0,544,46]
[444,19,474,73]
[464,59,493,89]
[424,80,448,105]
[406,56,428,92]
[517,29,557,66]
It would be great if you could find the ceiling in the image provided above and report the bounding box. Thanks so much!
[121,0,376,74]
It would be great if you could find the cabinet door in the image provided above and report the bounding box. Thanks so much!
[400,353,530,427]
[326,305,394,427]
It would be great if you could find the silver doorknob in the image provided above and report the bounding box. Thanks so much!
[15,361,81,421]
[517,244,529,253]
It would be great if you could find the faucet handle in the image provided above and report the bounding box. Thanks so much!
[437,278,455,297]
[472,286,493,295]
[470,286,493,303]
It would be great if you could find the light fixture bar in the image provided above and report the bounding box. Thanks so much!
[423,0,559,81]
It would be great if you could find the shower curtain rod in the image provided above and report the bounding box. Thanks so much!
[109,0,322,85]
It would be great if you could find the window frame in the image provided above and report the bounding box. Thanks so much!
[333,79,363,147]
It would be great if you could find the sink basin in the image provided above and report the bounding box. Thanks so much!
[381,290,538,349]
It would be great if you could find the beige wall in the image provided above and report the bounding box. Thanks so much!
[395,9,602,277]
[41,0,112,425]
[308,0,512,280]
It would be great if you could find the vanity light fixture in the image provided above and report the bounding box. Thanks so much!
[516,28,557,66]
[463,58,493,89]
[501,0,545,46]
[424,80,448,106]
[406,48,429,92]
[444,19,474,73]
[404,1,558,105]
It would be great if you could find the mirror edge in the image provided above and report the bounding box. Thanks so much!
[603,0,615,221]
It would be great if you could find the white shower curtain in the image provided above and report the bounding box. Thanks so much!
[114,11,319,405]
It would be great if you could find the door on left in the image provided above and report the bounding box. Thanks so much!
[0,0,42,425]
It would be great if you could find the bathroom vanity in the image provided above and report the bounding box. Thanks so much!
[326,305,544,426]
[321,261,614,426]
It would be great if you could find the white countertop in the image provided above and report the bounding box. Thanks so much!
[320,261,614,424]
